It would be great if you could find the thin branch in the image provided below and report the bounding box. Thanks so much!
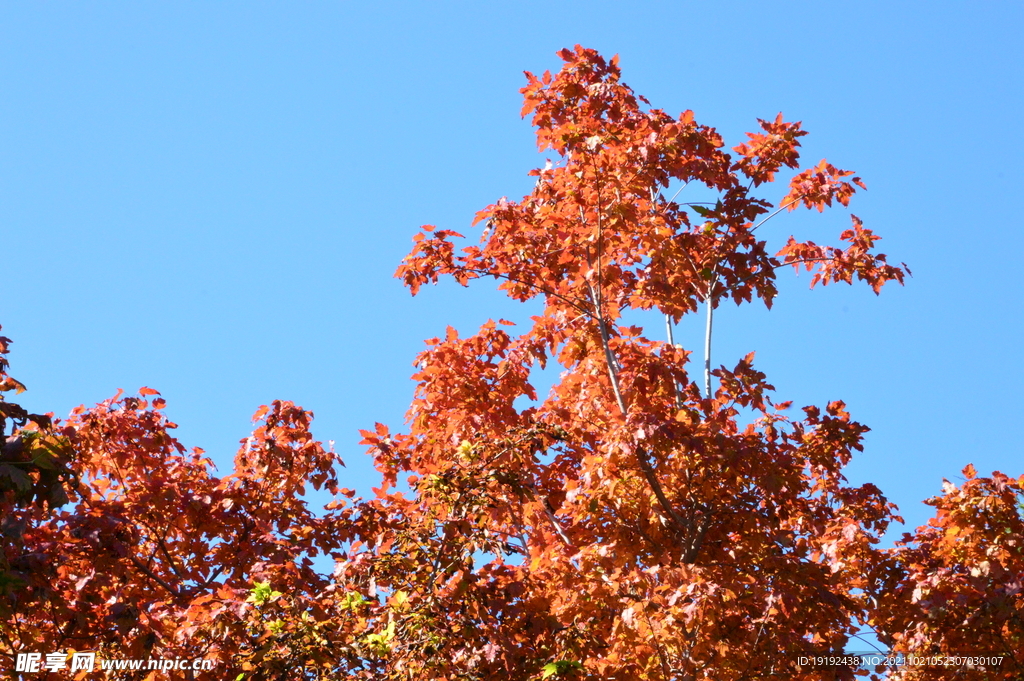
[541,500,575,551]
[665,315,682,411]
[126,549,181,598]
[579,185,628,417]
[455,266,592,318]
[666,181,689,205]
[585,156,704,562]
[155,532,188,582]
[522,481,580,574]
[635,449,701,560]
[719,255,837,297]
[737,577,776,681]
[609,503,659,548]
[197,564,228,593]
[847,631,888,655]
[640,603,673,681]
[750,196,802,233]
[703,293,714,400]
[680,593,711,678]
[681,507,712,564]
[194,521,253,593]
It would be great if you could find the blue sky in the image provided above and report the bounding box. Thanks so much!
[2,1,1022,550]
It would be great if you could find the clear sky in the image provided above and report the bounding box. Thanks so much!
[2,1,1022,548]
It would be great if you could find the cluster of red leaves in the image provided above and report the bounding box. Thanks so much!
[398,48,907,322]
[1,389,359,679]
[352,352,901,679]
[867,466,1024,679]
[369,45,912,679]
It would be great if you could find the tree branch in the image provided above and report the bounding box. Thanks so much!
[750,196,802,233]
[126,548,181,598]
[703,293,714,400]
[454,266,592,318]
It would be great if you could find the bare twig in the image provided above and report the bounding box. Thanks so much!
[750,196,802,233]
[447,267,592,318]
[703,293,714,400]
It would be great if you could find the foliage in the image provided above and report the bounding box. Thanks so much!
[1,46,1014,681]
[1,389,354,679]
[1,326,76,605]
[358,44,905,680]
[868,466,1024,679]
[0,327,74,514]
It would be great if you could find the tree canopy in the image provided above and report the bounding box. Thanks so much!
[2,46,1020,681]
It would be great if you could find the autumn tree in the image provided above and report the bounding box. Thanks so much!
[867,466,1024,679]
[1,365,355,677]
[339,45,908,680]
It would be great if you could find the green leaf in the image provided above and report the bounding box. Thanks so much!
[31,452,56,470]
[246,580,283,606]
[542,660,582,678]
[341,591,367,611]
